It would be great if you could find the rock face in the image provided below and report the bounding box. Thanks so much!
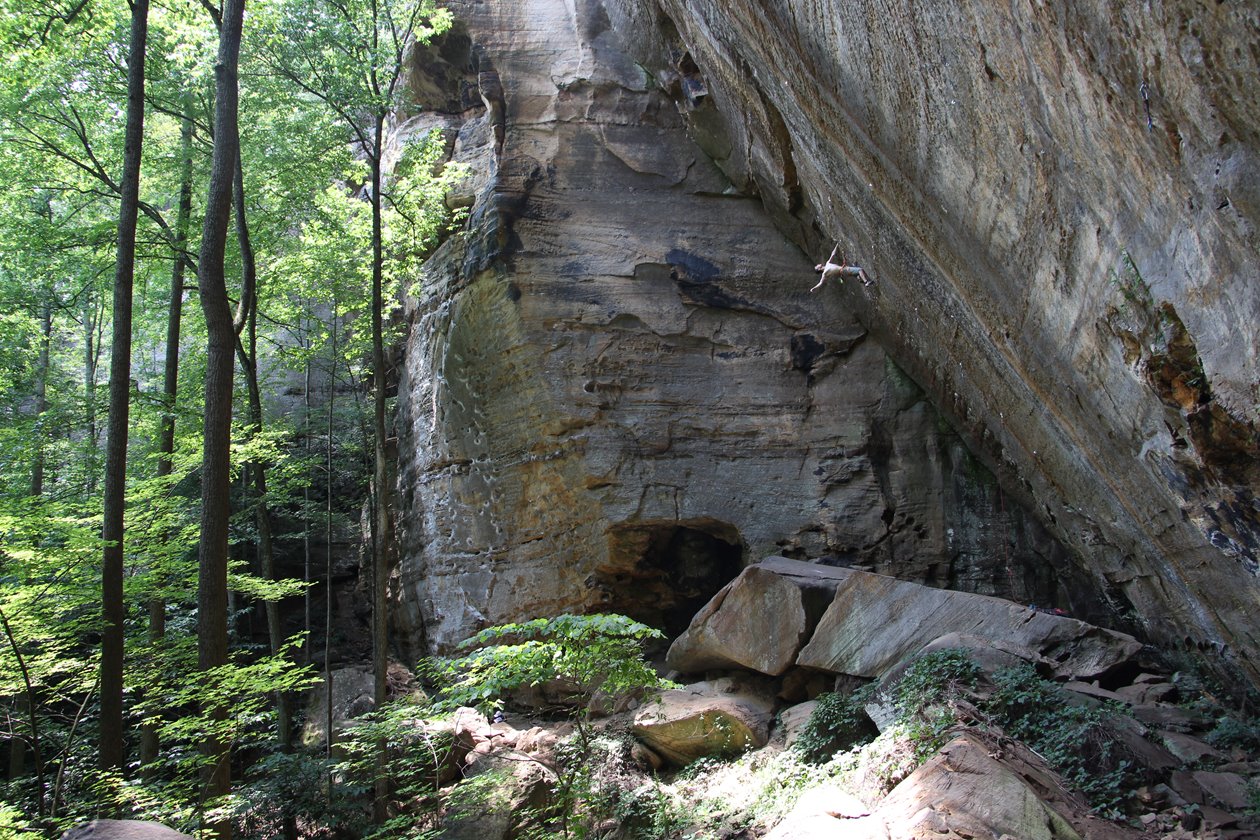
[600,0,1260,681]
[393,0,1105,660]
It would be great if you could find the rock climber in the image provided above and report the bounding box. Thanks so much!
[811,243,872,290]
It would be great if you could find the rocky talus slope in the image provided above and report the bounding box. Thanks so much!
[425,560,1260,839]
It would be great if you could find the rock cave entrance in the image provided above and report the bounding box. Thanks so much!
[595,520,745,641]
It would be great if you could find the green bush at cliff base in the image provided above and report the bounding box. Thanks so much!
[792,687,877,763]
[985,664,1138,813]
[794,650,1139,813]
[426,613,675,717]
[794,648,980,765]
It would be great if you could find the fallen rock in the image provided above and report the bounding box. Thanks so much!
[1158,730,1226,765]
[777,699,818,748]
[1063,681,1130,704]
[1169,770,1209,805]
[452,706,494,749]
[299,666,376,749]
[1192,770,1252,810]
[1106,715,1179,775]
[439,751,554,840]
[792,784,871,819]
[1115,681,1176,705]
[1132,702,1212,732]
[667,558,851,676]
[631,679,775,765]
[866,733,1141,840]
[61,822,191,840]
[920,631,1046,674]
[763,812,887,840]
[796,569,1143,680]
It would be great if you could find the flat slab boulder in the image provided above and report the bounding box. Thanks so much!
[867,733,1138,840]
[667,557,853,676]
[62,821,191,840]
[796,569,1142,680]
[631,679,774,766]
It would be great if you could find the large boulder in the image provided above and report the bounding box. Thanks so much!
[631,678,775,766]
[796,568,1142,680]
[866,733,1135,840]
[770,733,1142,840]
[299,666,375,749]
[61,821,191,840]
[667,558,851,675]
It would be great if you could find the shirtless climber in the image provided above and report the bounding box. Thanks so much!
[811,243,872,290]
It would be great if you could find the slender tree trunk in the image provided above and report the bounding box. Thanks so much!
[30,302,51,497]
[197,1,245,832]
[303,315,312,666]
[83,296,101,491]
[369,114,393,825]
[100,0,149,776]
[230,156,289,746]
[325,297,337,773]
[141,107,193,773]
[0,605,44,814]
[12,302,52,781]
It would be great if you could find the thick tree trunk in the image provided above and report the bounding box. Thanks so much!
[141,107,193,773]
[197,0,245,832]
[100,0,149,776]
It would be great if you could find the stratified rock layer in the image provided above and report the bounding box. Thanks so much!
[394,0,1097,658]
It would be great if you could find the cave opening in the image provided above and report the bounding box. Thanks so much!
[593,519,745,641]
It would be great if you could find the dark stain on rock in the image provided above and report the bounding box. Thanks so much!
[790,332,826,373]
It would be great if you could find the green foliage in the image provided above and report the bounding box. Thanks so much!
[1205,713,1260,753]
[986,665,1137,813]
[613,780,686,840]
[792,686,876,763]
[231,752,360,840]
[891,649,982,761]
[430,614,674,715]
[1109,250,1155,311]
[0,801,42,839]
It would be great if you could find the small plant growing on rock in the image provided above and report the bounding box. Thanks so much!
[793,686,877,763]
[985,664,1138,813]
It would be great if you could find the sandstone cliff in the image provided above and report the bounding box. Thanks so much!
[392,0,1259,684]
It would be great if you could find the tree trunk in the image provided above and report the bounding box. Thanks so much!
[231,154,289,747]
[83,296,101,491]
[325,295,337,773]
[370,112,393,826]
[30,302,51,497]
[303,315,312,666]
[197,0,244,832]
[13,301,52,782]
[141,105,193,773]
[100,0,149,776]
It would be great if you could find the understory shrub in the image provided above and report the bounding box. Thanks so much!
[792,686,876,763]
[986,664,1139,813]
